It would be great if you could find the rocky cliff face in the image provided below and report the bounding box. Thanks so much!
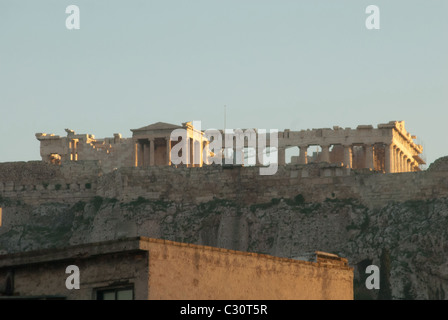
[2,191,448,300]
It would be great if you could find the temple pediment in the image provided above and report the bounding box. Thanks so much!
[131,122,183,133]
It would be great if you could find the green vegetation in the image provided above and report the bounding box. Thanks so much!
[0,195,12,206]
[92,196,104,211]
[72,201,86,212]
[300,202,322,215]
[129,196,148,206]
[360,214,370,232]
[293,194,305,205]
[121,196,171,211]
[353,278,375,300]
[197,198,236,217]
[250,194,307,212]
[25,224,72,247]
[284,194,305,206]
[378,248,392,300]
[403,281,416,300]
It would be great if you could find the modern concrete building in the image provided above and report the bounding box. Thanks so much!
[0,237,353,300]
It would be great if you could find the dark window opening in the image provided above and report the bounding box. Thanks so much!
[96,286,134,300]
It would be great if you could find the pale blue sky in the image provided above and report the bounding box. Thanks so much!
[1,1,447,165]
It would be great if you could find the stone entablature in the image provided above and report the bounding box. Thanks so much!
[35,120,425,173]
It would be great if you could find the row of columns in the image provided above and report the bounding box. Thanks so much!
[133,139,420,173]
[294,143,419,173]
[135,138,172,167]
[135,137,207,167]
[68,139,78,161]
[386,144,419,173]
[296,144,353,167]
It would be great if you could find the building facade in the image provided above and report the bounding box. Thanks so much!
[36,120,425,173]
[0,237,353,300]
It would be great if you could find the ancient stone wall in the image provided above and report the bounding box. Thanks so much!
[0,161,100,205]
[3,158,448,299]
[1,159,448,209]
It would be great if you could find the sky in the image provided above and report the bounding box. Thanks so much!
[1,0,447,166]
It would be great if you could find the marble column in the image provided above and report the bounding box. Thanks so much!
[143,142,150,167]
[149,138,155,166]
[385,144,393,173]
[73,141,78,161]
[299,145,308,164]
[134,141,139,167]
[166,138,171,166]
[393,147,397,173]
[137,142,144,167]
[203,141,210,165]
[343,145,352,168]
[278,147,286,166]
[399,151,405,173]
[256,150,263,166]
[321,145,330,163]
[199,139,204,166]
[365,144,374,170]
[190,138,195,167]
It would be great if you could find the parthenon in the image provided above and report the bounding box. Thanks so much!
[35,120,425,173]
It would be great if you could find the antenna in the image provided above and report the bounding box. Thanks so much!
[223,105,227,160]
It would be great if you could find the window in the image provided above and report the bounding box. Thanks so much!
[96,286,134,300]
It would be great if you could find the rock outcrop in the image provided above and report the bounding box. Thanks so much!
[2,194,448,299]
[3,158,448,299]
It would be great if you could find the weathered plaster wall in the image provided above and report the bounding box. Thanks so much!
[144,239,352,300]
[0,243,149,300]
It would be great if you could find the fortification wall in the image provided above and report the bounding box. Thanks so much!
[2,158,448,299]
[1,158,448,208]
[0,161,101,204]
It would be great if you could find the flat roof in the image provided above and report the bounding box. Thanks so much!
[0,237,351,271]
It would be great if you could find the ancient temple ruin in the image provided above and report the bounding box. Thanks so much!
[35,120,425,173]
